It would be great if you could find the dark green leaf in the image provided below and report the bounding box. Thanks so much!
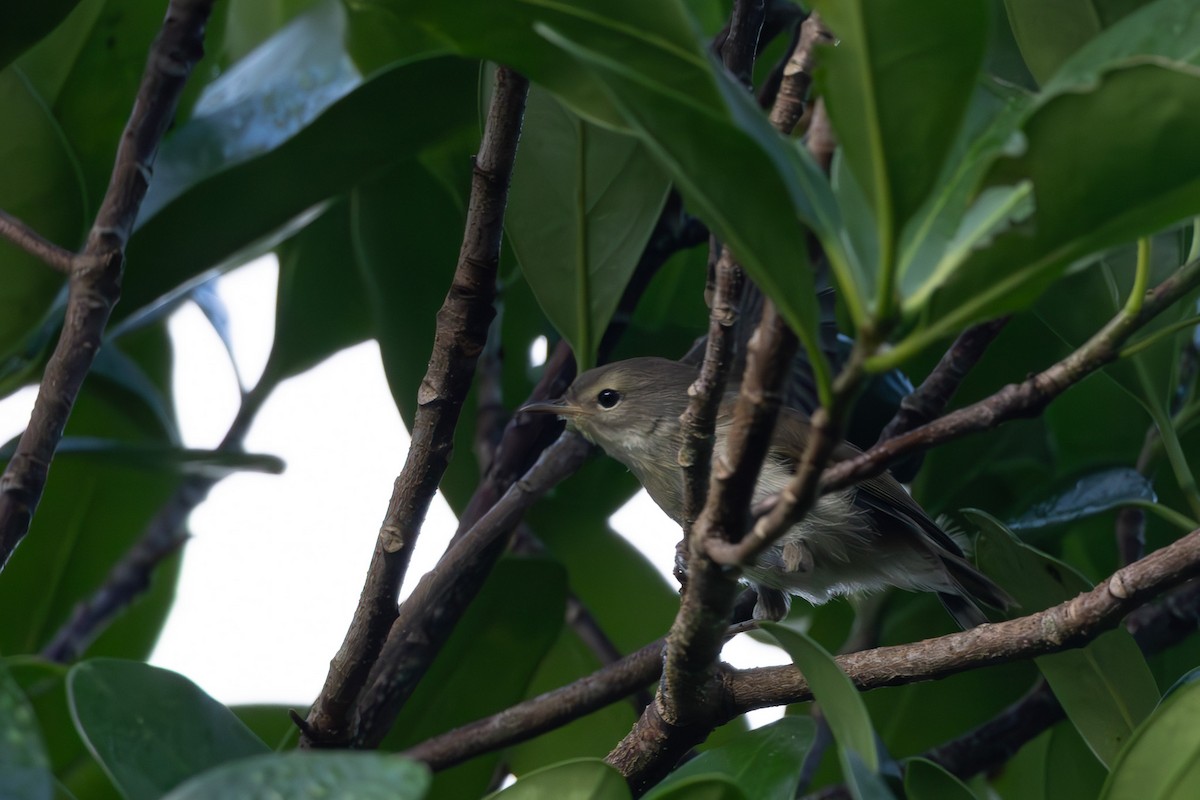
[231,705,304,751]
[904,63,1200,364]
[843,748,897,800]
[0,0,84,71]
[1008,467,1157,531]
[263,200,372,385]
[903,758,972,800]
[163,752,430,800]
[1044,722,1107,800]
[1002,0,1106,84]
[1101,674,1200,799]
[970,509,1159,766]
[381,558,566,799]
[1160,665,1200,701]
[122,55,477,324]
[486,758,630,800]
[814,0,989,271]
[644,774,747,800]
[507,85,670,369]
[646,717,814,800]
[0,69,85,365]
[0,660,53,800]
[761,621,878,772]
[67,659,269,800]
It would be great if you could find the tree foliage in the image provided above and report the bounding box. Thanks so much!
[3,0,1200,798]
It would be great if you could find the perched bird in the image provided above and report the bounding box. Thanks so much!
[522,357,1011,627]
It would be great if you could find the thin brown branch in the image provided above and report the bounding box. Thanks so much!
[302,66,529,747]
[403,637,665,770]
[0,0,215,572]
[877,316,1011,443]
[351,433,591,748]
[768,11,831,134]
[822,256,1200,497]
[0,209,77,274]
[40,378,269,663]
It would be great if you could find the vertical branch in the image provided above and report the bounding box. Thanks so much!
[302,66,530,746]
[0,0,216,571]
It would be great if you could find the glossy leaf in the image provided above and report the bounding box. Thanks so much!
[1101,675,1200,799]
[163,753,430,800]
[906,62,1200,364]
[507,84,670,369]
[646,717,814,800]
[843,748,897,800]
[67,659,269,800]
[486,758,630,800]
[646,775,747,800]
[1044,723,1107,800]
[263,200,372,385]
[231,705,304,751]
[970,510,1159,766]
[761,621,878,772]
[903,758,972,800]
[121,54,478,324]
[814,0,989,283]
[0,69,85,365]
[1008,467,1157,531]
[373,0,834,392]
[0,660,52,800]
[380,558,566,799]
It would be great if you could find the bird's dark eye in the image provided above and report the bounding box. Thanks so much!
[597,389,621,409]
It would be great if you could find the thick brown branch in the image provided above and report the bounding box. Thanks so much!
[823,257,1200,497]
[0,0,215,571]
[350,434,591,748]
[403,637,665,770]
[302,66,529,746]
[0,209,77,274]
[877,316,1011,443]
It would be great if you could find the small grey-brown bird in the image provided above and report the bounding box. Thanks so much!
[522,357,1011,627]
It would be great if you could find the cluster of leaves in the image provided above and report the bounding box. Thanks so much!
[3,0,1200,798]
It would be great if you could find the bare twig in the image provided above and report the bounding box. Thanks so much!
[302,66,530,747]
[877,316,1011,443]
[822,257,1200,497]
[351,434,591,748]
[0,0,216,571]
[0,209,77,274]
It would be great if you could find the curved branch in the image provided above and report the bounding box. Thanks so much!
[0,0,215,571]
[302,66,530,746]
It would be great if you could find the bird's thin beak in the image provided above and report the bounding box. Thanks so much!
[519,398,581,417]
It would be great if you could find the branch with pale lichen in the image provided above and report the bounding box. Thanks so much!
[301,66,530,747]
[0,0,216,571]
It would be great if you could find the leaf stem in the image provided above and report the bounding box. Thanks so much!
[1145,400,1200,521]
[1119,314,1200,360]
[1124,238,1151,317]
[1129,499,1198,533]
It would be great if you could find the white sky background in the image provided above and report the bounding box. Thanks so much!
[0,255,786,728]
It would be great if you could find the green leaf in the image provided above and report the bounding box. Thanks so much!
[231,705,304,751]
[0,660,53,800]
[1008,467,1157,531]
[898,62,1200,366]
[263,200,373,385]
[843,748,897,800]
[163,752,431,800]
[507,84,670,370]
[0,438,284,477]
[380,558,566,799]
[1002,0,1106,84]
[761,621,878,772]
[0,68,85,365]
[1044,722,1107,800]
[645,774,747,800]
[645,717,814,800]
[970,509,1160,767]
[121,54,478,325]
[814,0,989,296]
[67,659,269,800]
[0,0,84,72]
[1101,674,1200,799]
[903,758,972,800]
[486,758,630,800]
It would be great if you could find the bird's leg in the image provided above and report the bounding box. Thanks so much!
[781,538,814,573]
